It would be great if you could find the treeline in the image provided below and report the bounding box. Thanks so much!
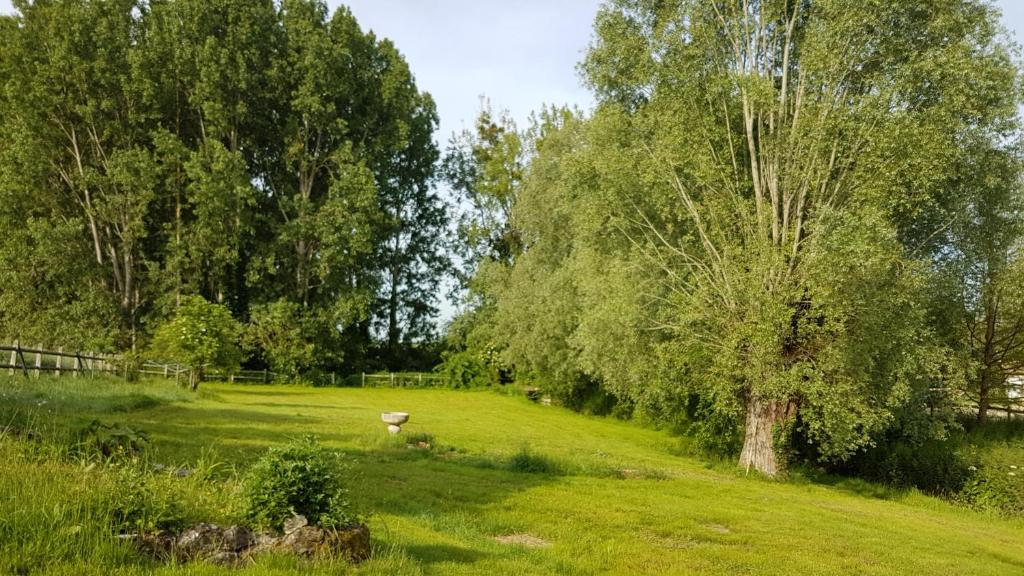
[0,0,447,372]
[444,0,1024,477]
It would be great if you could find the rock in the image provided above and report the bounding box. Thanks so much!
[278,525,326,557]
[273,524,371,562]
[283,514,308,535]
[120,520,370,565]
[328,525,371,562]
[175,523,223,559]
[173,468,191,478]
[206,550,240,566]
[221,525,252,552]
[244,532,278,557]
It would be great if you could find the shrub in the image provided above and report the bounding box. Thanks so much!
[108,464,187,534]
[435,350,498,388]
[957,445,1024,516]
[150,295,243,390]
[245,300,316,379]
[78,420,148,459]
[241,437,356,531]
[842,439,970,495]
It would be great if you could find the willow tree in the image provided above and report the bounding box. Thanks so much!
[581,0,1019,475]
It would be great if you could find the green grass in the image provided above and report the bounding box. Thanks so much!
[1,375,1023,575]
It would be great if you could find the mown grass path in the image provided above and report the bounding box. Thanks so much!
[2,379,1023,574]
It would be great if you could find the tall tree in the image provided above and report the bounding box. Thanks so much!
[0,0,444,371]
[577,0,1020,475]
[2,0,158,348]
[931,141,1024,423]
[366,45,445,367]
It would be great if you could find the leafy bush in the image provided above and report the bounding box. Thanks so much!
[841,439,970,495]
[108,464,187,534]
[79,420,148,459]
[241,436,356,531]
[958,445,1024,516]
[150,295,243,389]
[245,300,316,379]
[435,350,498,388]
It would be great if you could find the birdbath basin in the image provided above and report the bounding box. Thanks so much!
[381,411,409,434]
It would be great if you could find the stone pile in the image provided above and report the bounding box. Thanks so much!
[119,515,370,566]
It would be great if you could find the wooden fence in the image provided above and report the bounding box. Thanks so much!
[0,341,120,378]
[358,372,445,388]
[0,342,444,389]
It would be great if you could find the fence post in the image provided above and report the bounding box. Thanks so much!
[73,352,82,378]
[361,372,365,387]
[8,340,17,376]
[87,352,94,376]
[263,369,268,384]
[56,346,62,378]
[331,372,336,386]
[34,344,42,378]
[16,342,27,378]
[163,364,168,378]
[390,372,395,387]
[419,373,422,387]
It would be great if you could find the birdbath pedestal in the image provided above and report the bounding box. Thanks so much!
[381,411,409,434]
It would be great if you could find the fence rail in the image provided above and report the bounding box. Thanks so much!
[358,372,445,388]
[0,342,445,390]
[0,341,120,378]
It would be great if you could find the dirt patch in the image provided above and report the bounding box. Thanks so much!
[493,534,551,547]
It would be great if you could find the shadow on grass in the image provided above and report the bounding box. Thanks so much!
[788,467,911,502]
[402,544,489,565]
[214,387,313,397]
[238,401,365,411]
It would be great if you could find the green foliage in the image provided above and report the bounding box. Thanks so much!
[241,436,356,531]
[958,446,1024,516]
[149,296,242,378]
[108,463,187,535]
[246,300,316,378]
[435,350,498,388]
[78,420,148,460]
[846,440,971,496]
[445,0,1022,478]
[0,0,444,370]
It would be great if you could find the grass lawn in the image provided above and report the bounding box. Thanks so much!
[1,376,1022,575]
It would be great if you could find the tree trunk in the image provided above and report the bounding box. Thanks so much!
[978,382,990,425]
[387,259,400,365]
[978,294,998,425]
[738,395,795,477]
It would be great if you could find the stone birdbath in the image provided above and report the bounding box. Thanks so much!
[381,411,409,434]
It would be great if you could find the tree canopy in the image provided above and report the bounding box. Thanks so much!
[446,0,1023,475]
[0,0,447,374]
